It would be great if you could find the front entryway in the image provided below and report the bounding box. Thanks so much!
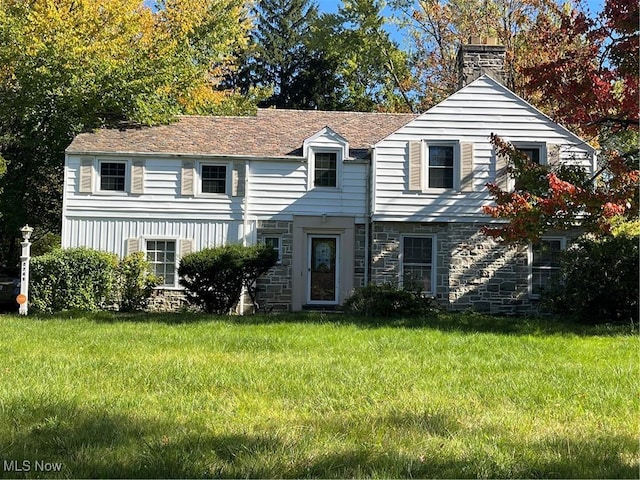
[307,235,339,304]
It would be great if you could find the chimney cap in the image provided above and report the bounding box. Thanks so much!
[468,36,501,46]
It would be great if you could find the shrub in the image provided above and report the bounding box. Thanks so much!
[116,252,159,312]
[178,243,278,314]
[343,284,439,318]
[543,234,639,323]
[30,248,119,313]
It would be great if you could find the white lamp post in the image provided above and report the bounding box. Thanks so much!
[18,225,33,315]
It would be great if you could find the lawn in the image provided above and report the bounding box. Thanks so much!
[0,311,637,478]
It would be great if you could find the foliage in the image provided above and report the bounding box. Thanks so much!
[116,252,159,313]
[178,243,278,314]
[542,233,639,324]
[520,0,638,137]
[0,0,253,268]
[30,248,119,313]
[392,0,561,110]
[30,248,158,313]
[30,232,61,257]
[482,135,639,242]
[343,283,438,318]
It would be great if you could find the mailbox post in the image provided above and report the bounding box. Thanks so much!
[18,225,33,315]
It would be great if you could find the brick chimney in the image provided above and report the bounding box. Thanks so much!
[457,37,506,89]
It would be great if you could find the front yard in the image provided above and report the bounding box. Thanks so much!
[0,312,637,478]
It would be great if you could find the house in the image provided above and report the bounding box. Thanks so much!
[62,40,596,314]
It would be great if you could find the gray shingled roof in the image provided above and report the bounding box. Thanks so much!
[66,108,418,159]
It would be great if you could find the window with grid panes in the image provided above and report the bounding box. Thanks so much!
[402,236,434,294]
[100,162,126,191]
[314,152,337,188]
[428,145,454,189]
[146,240,176,287]
[531,238,564,297]
[201,165,227,194]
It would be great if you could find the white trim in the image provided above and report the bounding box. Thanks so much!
[423,140,461,193]
[196,160,231,196]
[308,147,343,191]
[528,236,566,299]
[142,236,181,289]
[96,158,131,195]
[399,234,437,296]
[512,141,547,165]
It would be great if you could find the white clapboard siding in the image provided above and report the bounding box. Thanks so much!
[62,217,246,258]
[373,75,595,222]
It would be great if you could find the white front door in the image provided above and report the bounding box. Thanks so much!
[307,235,339,304]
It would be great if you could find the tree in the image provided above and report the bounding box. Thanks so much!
[482,135,638,243]
[481,0,639,243]
[320,0,415,112]
[238,0,331,109]
[0,0,252,270]
[393,0,563,110]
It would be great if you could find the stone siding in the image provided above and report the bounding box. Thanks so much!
[256,220,293,312]
[372,222,539,315]
[148,289,189,312]
[354,224,367,290]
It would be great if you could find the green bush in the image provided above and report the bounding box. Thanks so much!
[116,252,159,312]
[343,284,439,318]
[30,248,119,313]
[543,234,639,323]
[178,243,278,314]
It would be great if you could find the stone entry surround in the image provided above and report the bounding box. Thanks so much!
[371,222,537,315]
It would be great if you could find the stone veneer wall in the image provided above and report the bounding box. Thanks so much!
[256,220,293,312]
[371,222,538,315]
[354,224,367,290]
[148,289,189,312]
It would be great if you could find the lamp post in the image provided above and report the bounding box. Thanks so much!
[18,225,33,315]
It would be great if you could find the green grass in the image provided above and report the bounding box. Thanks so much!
[0,311,637,478]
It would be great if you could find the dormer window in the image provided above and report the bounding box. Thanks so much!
[314,152,338,188]
[303,127,348,191]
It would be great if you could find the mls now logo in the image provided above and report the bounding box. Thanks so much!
[3,460,63,473]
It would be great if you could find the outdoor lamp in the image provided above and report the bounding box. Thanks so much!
[20,224,33,241]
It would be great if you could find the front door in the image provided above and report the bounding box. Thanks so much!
[307,235,339,304]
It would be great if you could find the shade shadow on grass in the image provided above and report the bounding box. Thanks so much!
[1,398,637,479]
[30,308,638,337]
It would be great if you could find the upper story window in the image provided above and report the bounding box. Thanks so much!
[314,152,338,188]
[514,143,546,165]
[201,164,227,194]
[427,145,454,189]
[99,161,127,191]
[530,237,565,297]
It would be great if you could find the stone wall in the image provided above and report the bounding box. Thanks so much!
[148,289,189,312]
[371,221,539,315]
[256,220,293,312]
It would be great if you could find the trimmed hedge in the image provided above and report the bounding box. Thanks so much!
[178,243,277,314]
[343,284,439,318]
[30,248,157,313]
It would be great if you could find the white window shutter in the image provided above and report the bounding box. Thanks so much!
[181,161,195,196]
[408,141,423,191]
[131,160,144,194]
[460,142,474,192]
[126,238,140,256]
[79,157,94,193]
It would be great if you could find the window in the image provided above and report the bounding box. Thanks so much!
[99,161,126,191]
[428,145,454,189]
[201,164,227,194]
[314,152,338,188]
[401,236,435,295]
[514,143,545,165]
[530,238,565,297]
[264,236,282,263]
[146,240,177,287]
